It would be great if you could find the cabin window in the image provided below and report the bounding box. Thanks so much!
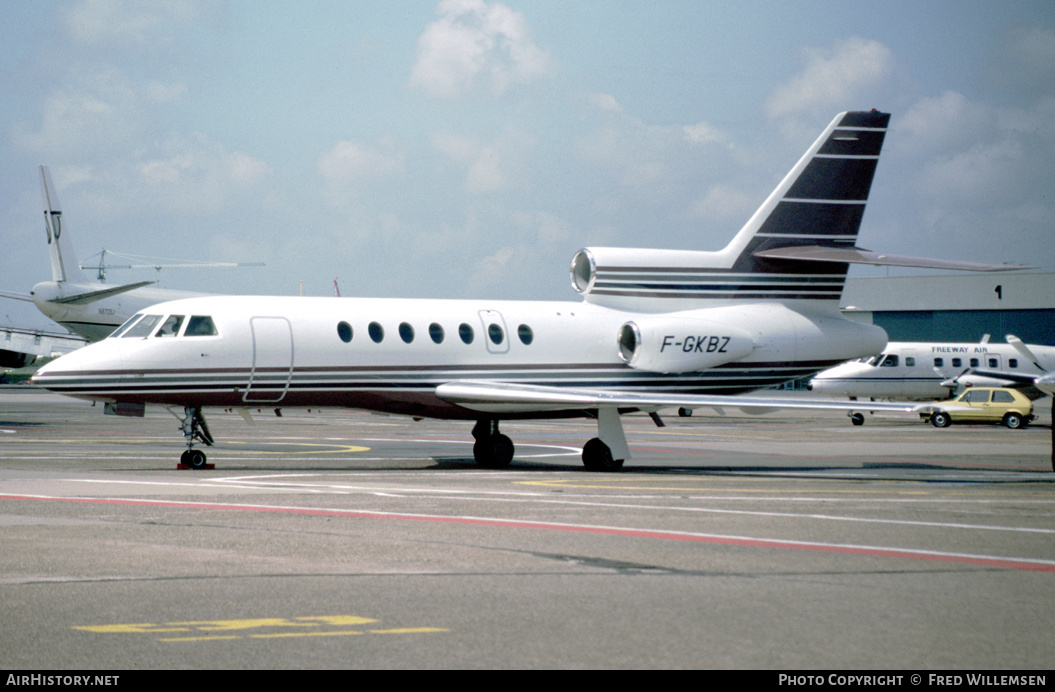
[337,321,353,343]
[970,358,979,367]
[1009,358,1018,368]
[123,315,162,338]
[905,357,915,367]
[934,358,944,367]
[399,322,415,344]
[155,315,184,337]
[952,358,962,368]
[518,324,534,345]
[184,316,218,337]
[458,323,474,344]
[368,322,384,343]
[110,314,144,338]
[987,357,999,368]
[487,323,504,346]
[429,323,444,344]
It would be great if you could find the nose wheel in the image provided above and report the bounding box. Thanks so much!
[177,406,214,470]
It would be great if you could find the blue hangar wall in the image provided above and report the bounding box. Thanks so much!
[841,273,1055,346]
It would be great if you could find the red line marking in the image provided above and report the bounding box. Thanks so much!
[2,494,1053,573]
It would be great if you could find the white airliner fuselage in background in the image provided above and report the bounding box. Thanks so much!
[32,111,1029,471]
[809,337,1055,401]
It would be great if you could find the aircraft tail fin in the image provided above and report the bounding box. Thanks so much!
[39,165,89,285]
[572,111,891,309]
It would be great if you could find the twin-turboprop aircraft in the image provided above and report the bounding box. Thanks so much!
[32,110,1024,470]
[809,336,1055,403]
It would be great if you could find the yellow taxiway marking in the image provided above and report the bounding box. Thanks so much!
[74,615,446,642]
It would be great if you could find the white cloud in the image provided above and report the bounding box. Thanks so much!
[134,134,271,214]
[318,139,406,193]
[766,37,893,120]
[63,0,200,45]
[897,91,994,157]
[408,0,552,98]
[683,121,731,147]
[433,128,535,193]
[12,68,140,158]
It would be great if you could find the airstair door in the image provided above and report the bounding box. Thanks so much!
[244,316,294,403]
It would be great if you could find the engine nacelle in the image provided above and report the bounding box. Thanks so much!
[617,317,755,373]
[0,349,36,369]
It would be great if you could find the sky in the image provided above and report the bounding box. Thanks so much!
[2,0,1053,331]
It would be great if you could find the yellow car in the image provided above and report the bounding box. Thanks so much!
[919,387,1035,429]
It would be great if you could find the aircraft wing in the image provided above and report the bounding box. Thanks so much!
[753,245,1034,272]
[435,380,917,415]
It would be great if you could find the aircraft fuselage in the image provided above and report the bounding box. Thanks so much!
[809,341,1055,400]
[33,294,887,419]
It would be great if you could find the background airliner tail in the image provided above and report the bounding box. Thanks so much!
[571,110,890,310]
[39,165,90,285]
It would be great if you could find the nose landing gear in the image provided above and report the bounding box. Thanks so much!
[176,406,214,469]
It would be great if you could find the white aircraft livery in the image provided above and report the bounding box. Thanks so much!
[31,111,1023,470]
[809,336,1055,402]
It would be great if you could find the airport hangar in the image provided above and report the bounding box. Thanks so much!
[840,271,1055,346]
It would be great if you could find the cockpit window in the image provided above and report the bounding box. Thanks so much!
[110,314,144,338]
[184,316,218,337]
[123,315,162,338]
[155,315,184,337]
[879,354,899,367]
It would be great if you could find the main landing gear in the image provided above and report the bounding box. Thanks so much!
[177,406,214,470]
[472,408,631,471]
[471,419,515,468]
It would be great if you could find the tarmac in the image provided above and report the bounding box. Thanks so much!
[1,387,1052,669]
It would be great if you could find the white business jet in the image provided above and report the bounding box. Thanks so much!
[32,111,1026,470]
[809,336,1055,403]
[0,166,202,344]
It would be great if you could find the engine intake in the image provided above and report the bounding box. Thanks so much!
[617,317,755,373]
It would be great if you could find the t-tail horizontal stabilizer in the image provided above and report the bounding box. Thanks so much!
[753,246,1035,272]
[45,281,157,306]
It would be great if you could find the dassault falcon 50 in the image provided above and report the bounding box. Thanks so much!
[32,111,1024,470]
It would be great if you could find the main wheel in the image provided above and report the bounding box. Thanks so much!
[1003,412,1025,429]
[582,438,624,471]
[930,411,951,428]
[473,434,514,468]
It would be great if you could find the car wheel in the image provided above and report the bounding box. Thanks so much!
[930,411,951,428]
[1003,412,1025,429]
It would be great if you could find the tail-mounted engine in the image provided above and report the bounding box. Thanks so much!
[617,316,755,373]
